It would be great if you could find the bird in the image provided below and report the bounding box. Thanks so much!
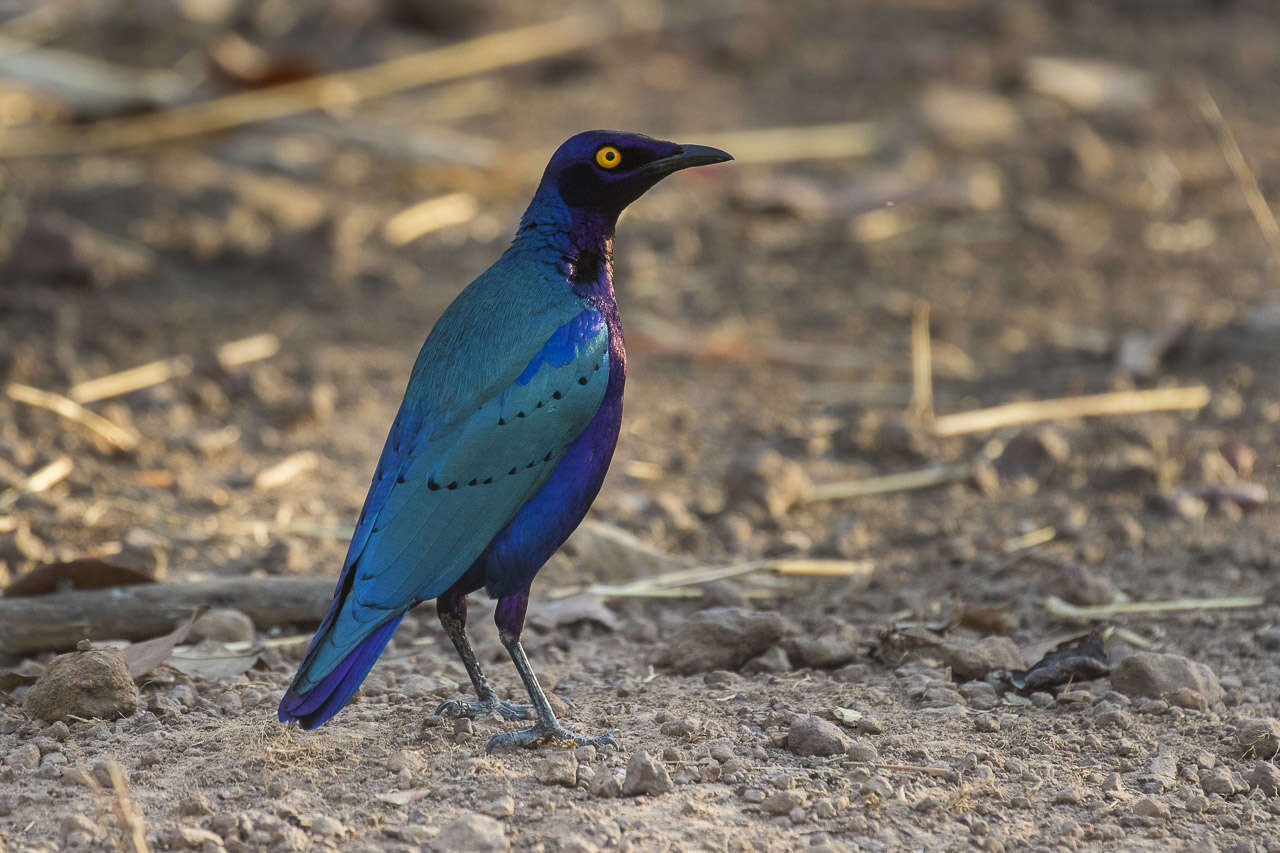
[279,131,732,750]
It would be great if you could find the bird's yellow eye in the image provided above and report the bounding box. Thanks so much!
[595,145,622,169]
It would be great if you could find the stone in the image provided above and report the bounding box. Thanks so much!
[1131,796,1170,820]
[1245,762,1280,796]
[310,815,344,837]
[847,741,878,762]
[939,635,1023,682]
[761,789,806,816]
[787,715,851,757]
[589,768,622,799]
[535,750,578,787]
[180,793,213,816]
[5,743,40,772]
[1200,768,1240,797]
[1110,653,1221,706]
[481,794,516,817]
[190,608,255,643]
[172,825,225,849]
[1144,490,1207,522]
[432,814,509,853]
[622,751,673,796]
[1097,446,1164,493]
[724,447,812,521]
[995,425,1070,479]
[656,607,786,674]
[61,814,99,840]
[1047,562,1119,607]
[785,619,859,669]
[23,648,140,722]
[1236,718,1280,759]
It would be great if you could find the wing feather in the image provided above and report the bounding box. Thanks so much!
[292,307,609,690]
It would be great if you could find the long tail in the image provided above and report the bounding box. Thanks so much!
[278,610,405,729]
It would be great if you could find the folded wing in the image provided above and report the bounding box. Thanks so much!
[286,308,609,697]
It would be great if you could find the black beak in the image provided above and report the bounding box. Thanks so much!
[637,143,734,178]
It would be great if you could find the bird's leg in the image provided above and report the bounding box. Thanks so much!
[433,587,531,722]
[483,590,618,753]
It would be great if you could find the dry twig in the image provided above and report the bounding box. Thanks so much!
[1189,79,1280,270]
[216,333,280,370]
[254,451,319,491]
[0,455,73,511]
[6,382,140,452]
[382,192,479,246]
[932,386,1210,438]
[909,299,933,420]
[68,356,193,404]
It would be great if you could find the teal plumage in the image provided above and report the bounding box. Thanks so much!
[280,130,731,748]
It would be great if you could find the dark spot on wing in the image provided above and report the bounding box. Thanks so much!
[552,391,562,399]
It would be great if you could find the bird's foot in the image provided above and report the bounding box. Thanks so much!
[435,694,532,722]
[484,723,618,753]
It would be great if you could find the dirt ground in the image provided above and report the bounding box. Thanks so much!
[2,0,1280,850]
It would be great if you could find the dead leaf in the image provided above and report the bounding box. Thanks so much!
[4,558,155,597]
[0,659,45,692]
[831,707,863,727]
[122,606,207,679]
[377,788,432,806]
[529,593,620,632]
[166,642,262,681]
[1008,632,1109,691]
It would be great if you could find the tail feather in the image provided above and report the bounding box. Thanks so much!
[278,611,405,729]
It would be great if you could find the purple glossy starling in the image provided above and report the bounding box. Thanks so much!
[279,131,732,750]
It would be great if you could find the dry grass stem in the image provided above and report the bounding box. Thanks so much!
[68,356,194,404]
[216,333,280,370]
[1003,526,1056,552]
[909,299,934,421]
[108,760,150,853]
[253,452,319,491]
[870,763,953,776]
[0,15,657,157]
[932,385,1210,438]
[807,463,972,503]
[6,382,140,452]
[574,558,873,599]
[1045,594,1265,622]
[0,454,74,511]
[1190,79,1280,269]
[382,192,479,246]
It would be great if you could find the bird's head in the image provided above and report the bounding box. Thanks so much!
[538,130,732,218]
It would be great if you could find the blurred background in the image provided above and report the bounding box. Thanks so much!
[0,0,1277,613]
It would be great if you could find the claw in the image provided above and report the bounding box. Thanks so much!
[434,695,532,722]
[485,724,619,753]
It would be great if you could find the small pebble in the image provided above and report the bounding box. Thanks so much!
[622,750,674,796]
